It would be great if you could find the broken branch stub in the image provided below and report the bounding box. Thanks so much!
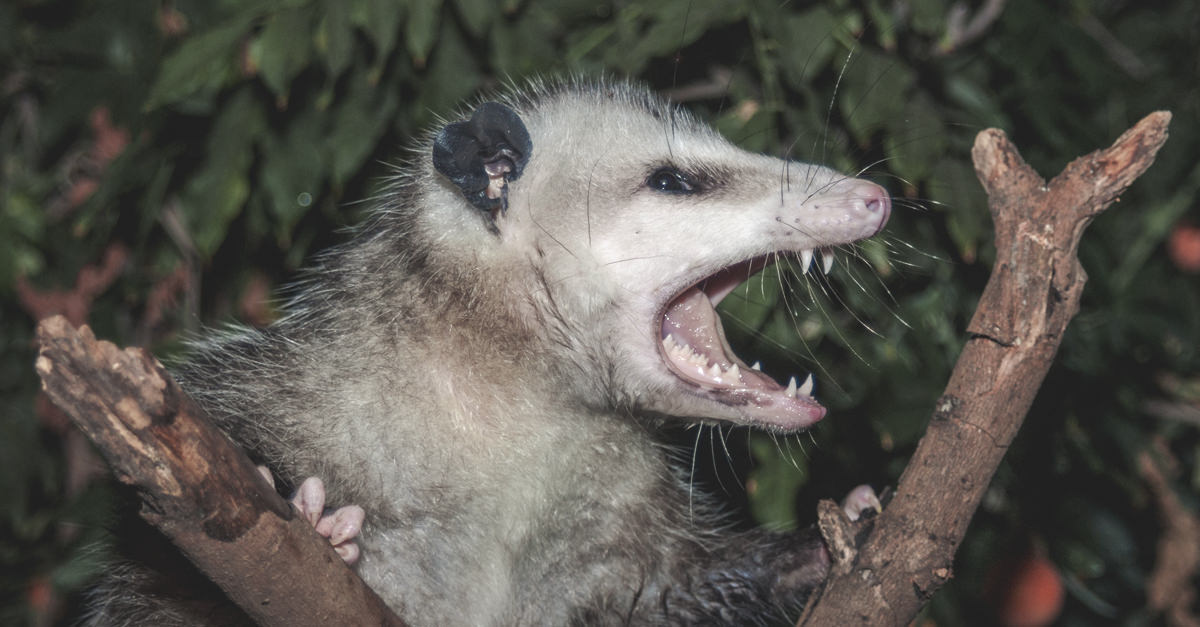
[34,315,406,627]
[800,111,1171,626]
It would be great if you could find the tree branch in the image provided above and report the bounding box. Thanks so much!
[800,111,1172,625]
[34,316,406,627]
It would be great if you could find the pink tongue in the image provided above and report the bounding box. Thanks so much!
[661,287,726,361]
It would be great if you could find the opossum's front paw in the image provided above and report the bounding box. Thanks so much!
[292,477,365,565]
[841,484,882,521]
[256,467,365,565]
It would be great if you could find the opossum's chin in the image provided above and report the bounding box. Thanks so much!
[657,261,825,432]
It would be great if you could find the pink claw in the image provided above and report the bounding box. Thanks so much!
[841,484,882,522]
[258,471,365,565]
[291,477,327,528]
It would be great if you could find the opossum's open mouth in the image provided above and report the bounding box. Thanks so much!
[658,249,836,431]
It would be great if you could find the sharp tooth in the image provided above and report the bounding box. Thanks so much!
[785,376,797,398]
[727,364,740,382]
[663,334,676,349]
[821,249,834,275]
[799,249,814,274]
[751,361,761,371]
[708,363,723,379]
[799,373,814,396]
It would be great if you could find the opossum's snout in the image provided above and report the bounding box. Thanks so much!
[653,179,891,431]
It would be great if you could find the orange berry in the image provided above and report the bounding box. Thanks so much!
[995,555,1065,627]
[1167,223,1200,272]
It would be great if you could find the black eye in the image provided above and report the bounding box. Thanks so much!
[647,167,696,194]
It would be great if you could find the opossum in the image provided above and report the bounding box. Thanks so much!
[84,78,890,625]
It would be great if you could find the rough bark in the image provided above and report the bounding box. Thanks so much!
[799,111,1172,625]
[34,316,406,627]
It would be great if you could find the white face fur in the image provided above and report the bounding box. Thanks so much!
[454,84,890,432]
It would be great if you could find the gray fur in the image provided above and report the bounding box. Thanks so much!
[84,78,889,625]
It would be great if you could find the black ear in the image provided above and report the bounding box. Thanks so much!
[432,102,533,221]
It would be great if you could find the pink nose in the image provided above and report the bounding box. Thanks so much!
[853,181,891,233]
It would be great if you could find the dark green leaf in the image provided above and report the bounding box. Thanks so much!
[776,7,840,90]
[607,0,745,73]
[350,0,405,59]
[453,0,495,38]
[178,88,264,257]
[715,104,775,154]
[930,157,988,263]
[317,1,356,78]
[146,14,260,109]
[261,108,326,237]
[413,17,479,121]
[910,0,946,37]
[492,8,560,75]
[746,434,806,530]
[254,6,316,98]
[326,68,402,184]
[0,4,15,59]
[180,163,251,259]
[404,0,442,67]
[0,192,46,285]
[838,49,914,144]
[884,93,947,185]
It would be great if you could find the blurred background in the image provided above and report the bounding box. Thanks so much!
[2,0,1197,624]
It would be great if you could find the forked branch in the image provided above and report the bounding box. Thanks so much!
[800,111,1172,625]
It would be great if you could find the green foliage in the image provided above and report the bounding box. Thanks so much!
[2,0,1197,623]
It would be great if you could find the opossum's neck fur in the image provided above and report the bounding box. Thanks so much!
[177,78,888,624]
